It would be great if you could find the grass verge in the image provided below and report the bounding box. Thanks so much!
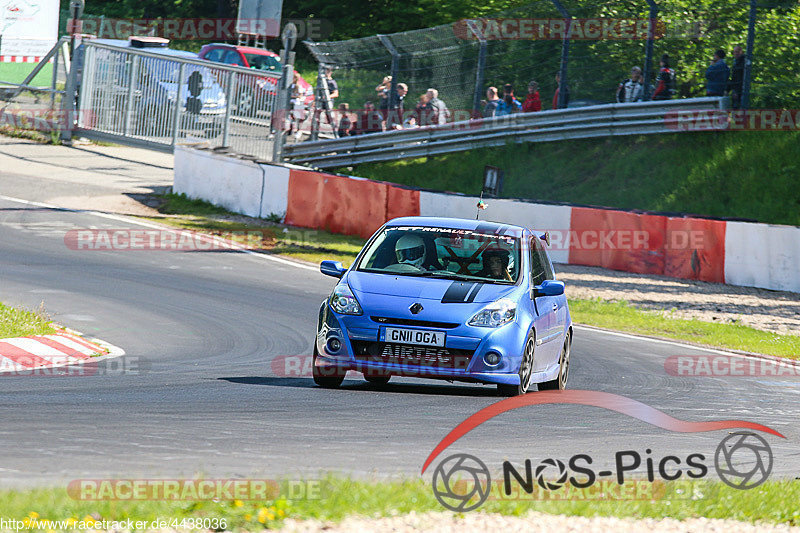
[142,193,800,359]
[342,131,800,227]
[0,478,797,529]
[0,302,55,339]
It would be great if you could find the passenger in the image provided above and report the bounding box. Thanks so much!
[479,248,513,281]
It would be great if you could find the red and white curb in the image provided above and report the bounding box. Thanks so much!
[0,328,125,374]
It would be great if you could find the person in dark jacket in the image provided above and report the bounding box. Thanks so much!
[728,45,745,108]
[652,54,675,100]
[616,66,645,103]
[705,49,730,97]
[351,101,383,135]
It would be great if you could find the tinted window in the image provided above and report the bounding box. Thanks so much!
[358,227,520,284]
[204,48,225,63]
[530,237,554,285]
[243,53,281,71]
[223,50,245,66]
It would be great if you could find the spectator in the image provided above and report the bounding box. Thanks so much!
[706,49,730,97]
[375,76,392,105]
[422,88,450,125]
[552,72,570,109]
[497,84,522,115]
[728,45,745,108]
[324,67,339,102]
[385,82,408,130]
[336,103,352,137]
[352,101,383,135]
[652,54,675,100]
[481,87,501,117]
[406,93,429,127]
[522,81,542,113]
[616,66,645,103]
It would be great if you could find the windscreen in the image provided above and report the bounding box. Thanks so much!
[357,226,520,284]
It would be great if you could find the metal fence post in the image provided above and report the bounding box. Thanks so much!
[273,23,298,162]
[123,55,139,136]
[310,64,324,141]
[466,20,487,117]
[642,0,659,101]
[221,70,235,147]
[60,44,81,142]
[171,63,186,148]
[551,0,571,109]
[741,0,757,110]
[378,34,400,107]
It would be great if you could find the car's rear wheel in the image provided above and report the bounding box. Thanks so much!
[539,331,571,391]
[364,375,391,386]
[497,332,535,397]
[312,344,345,388]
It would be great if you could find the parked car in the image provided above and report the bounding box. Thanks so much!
[314,217,572,396]
[198,43,314,116]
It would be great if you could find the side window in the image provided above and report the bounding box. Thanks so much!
[204,48,225,63]
[223,50,245,66]
[530,237,554,285]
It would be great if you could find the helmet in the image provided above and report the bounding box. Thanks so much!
[395,234,426,268]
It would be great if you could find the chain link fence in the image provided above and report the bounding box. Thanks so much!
[304,0,800,123]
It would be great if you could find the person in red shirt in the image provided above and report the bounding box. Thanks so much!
[522,81,541,113]
[552,72,569,109]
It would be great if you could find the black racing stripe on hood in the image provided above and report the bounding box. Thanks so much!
[441,281,476,303]
[465,283,483,303]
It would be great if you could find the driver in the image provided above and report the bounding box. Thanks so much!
[395,234,426,268]
[479,247,513,281]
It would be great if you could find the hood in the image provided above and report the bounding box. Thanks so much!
[346,270,518,304]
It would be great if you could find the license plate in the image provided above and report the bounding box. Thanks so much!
[384,327,446,347]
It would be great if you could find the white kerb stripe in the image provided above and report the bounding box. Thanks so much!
[43,335,97,356]
[3,338,70,357]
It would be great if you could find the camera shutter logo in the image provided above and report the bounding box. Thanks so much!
[432,453,491,512]
[714,431,773,489]
[535,458,569,490]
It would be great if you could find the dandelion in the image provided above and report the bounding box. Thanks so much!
[257,507,270,524]
[28,512,39,520]
[233,499,244,507]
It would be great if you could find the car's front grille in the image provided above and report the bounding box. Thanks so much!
[351,341,473,370]
[370,316,460,329]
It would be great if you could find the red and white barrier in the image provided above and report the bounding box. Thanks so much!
[173,146,800,293]
[0,332,106,373]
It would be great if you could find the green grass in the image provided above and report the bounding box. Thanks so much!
[0,302,55,339]
[343,131,800,227]
[0,62,54,87]
[146,193,800,359]
[144,193,365,266]
[0,478,797,530]
[570,298,800,360]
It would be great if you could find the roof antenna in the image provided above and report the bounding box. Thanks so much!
[476,192,487,220]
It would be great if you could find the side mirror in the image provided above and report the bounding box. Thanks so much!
[533,279,565,297]
[320,260,347,278]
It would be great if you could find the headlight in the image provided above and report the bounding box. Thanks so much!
[468,298,516,327]
[329,283,362,315]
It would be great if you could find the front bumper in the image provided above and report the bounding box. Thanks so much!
[315,301,528,386]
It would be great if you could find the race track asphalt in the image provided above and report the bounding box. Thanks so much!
[0,178,798,488]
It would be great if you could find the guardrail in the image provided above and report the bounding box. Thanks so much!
[283,97,727,168]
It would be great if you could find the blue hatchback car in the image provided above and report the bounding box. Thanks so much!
[314,217,572,396]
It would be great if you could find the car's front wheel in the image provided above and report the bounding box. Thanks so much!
[497,332,535,397]
[312,344,345,388]
[539,330,571,391]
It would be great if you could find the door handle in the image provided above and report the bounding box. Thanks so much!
[552,303,558,312]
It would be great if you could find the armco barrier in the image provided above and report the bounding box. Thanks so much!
[173,146,799,294]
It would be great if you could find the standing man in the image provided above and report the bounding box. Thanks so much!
[616,66,644,103]
[385,82,408,130]
[423,88,449,126]
[705,49,730,97]
[552,72,570,109]
[728,45,745,109]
